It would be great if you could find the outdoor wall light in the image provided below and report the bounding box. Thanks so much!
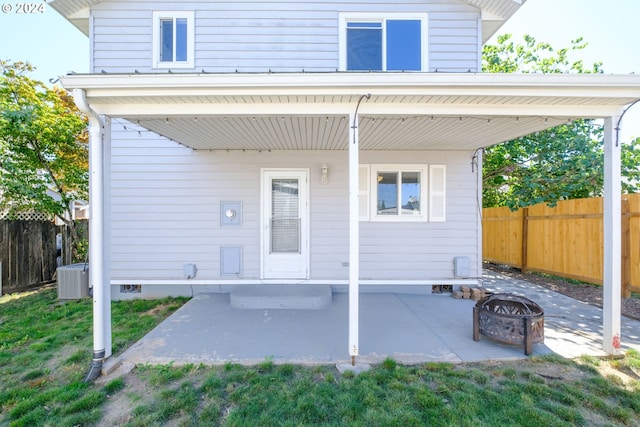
[321,164,329,185]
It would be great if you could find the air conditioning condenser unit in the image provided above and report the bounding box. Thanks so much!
[57,263,89,299]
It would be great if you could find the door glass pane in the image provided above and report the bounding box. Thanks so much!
[387,20,422,71]
[271,179,300,253]
[401,171,421,215]
[377,172,398,215]
[175,18,188,61]
[160,19,174,62]
[347,22,382,71]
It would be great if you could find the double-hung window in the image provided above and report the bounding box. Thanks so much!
[359,164,446,222]
[339,13,428,71]
[152,11,195,69]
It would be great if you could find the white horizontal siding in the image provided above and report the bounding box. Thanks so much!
[358,151,479,279]
[90,0,481,74]
[109,122,480,282]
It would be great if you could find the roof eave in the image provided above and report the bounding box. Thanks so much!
[59,72,640,105]
[59,72,640,151]
[460,0,527,43]
[47,0,94,36]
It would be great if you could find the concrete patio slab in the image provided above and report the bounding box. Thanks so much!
[230,284,332,309]
[114,270,640,370]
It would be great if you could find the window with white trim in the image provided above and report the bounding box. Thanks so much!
[339,13,428,71]
[152,11,195,69]
[359,164,445,222]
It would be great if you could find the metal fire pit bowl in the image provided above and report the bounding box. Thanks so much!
[473,293,544,355]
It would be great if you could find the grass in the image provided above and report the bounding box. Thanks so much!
[2,287,640,426]
[0,286,188,427]
[118,355,640,427]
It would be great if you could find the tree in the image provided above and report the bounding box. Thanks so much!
[483,34,602,74]
[0,60,88,259]
[481,35,640,209]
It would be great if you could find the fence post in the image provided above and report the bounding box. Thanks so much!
[521,207,529,273]
[622,197,631,298]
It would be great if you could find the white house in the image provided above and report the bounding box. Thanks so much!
[49,0,640,370]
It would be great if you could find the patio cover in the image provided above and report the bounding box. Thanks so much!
[60,71,640,367]
[62,72,640,151]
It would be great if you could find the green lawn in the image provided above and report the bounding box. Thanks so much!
[1,287,639,426]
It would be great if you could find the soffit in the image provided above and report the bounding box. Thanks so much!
[47,0,97,35]
[127,114,566,152]
[61,72,640,152]
[461,0,526,42]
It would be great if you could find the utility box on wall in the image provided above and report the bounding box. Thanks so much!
[453,256,470,278]
[221,247,242,277]
[220,201,242,227]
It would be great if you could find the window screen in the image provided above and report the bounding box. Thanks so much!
[347,22,382,71]
[160,19,174,62]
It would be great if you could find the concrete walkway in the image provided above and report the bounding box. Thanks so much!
[115,270,640,368]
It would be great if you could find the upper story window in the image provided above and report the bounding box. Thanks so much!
[339,13,428,71]
[152,11,195,69]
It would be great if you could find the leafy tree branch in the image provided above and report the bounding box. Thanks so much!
[482,35,639,209]
[0,60,88,259]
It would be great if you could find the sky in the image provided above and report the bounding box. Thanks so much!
[0,0,639,141]
[490,0,640,143]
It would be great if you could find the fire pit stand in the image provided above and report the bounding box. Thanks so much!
[473,293,544,355]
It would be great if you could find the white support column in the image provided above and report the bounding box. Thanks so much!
[476,150,483,282]
[603,116,622,355]
[348,111,360,362]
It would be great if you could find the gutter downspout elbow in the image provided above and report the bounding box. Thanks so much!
[73,88,107,382]
[73,88,104,129]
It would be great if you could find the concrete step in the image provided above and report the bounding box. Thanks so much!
[230,284,332,309]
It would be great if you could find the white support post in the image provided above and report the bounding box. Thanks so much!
[603,116,622,355]
[476,150,483,282]
[348,111,360,363]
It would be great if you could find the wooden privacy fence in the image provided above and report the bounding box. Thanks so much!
[0,220,58,294]
[483,194,640,298]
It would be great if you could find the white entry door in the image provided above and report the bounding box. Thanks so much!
[262,169,309,279]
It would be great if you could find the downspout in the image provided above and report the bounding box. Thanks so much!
[72,88,107,381]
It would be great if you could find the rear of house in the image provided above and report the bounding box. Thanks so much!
[52,0,640,364]
[51,0,513,299]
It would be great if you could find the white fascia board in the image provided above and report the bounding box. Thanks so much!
[90,85,638,100]
[61,72,640,94]
[60,73,640,117]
